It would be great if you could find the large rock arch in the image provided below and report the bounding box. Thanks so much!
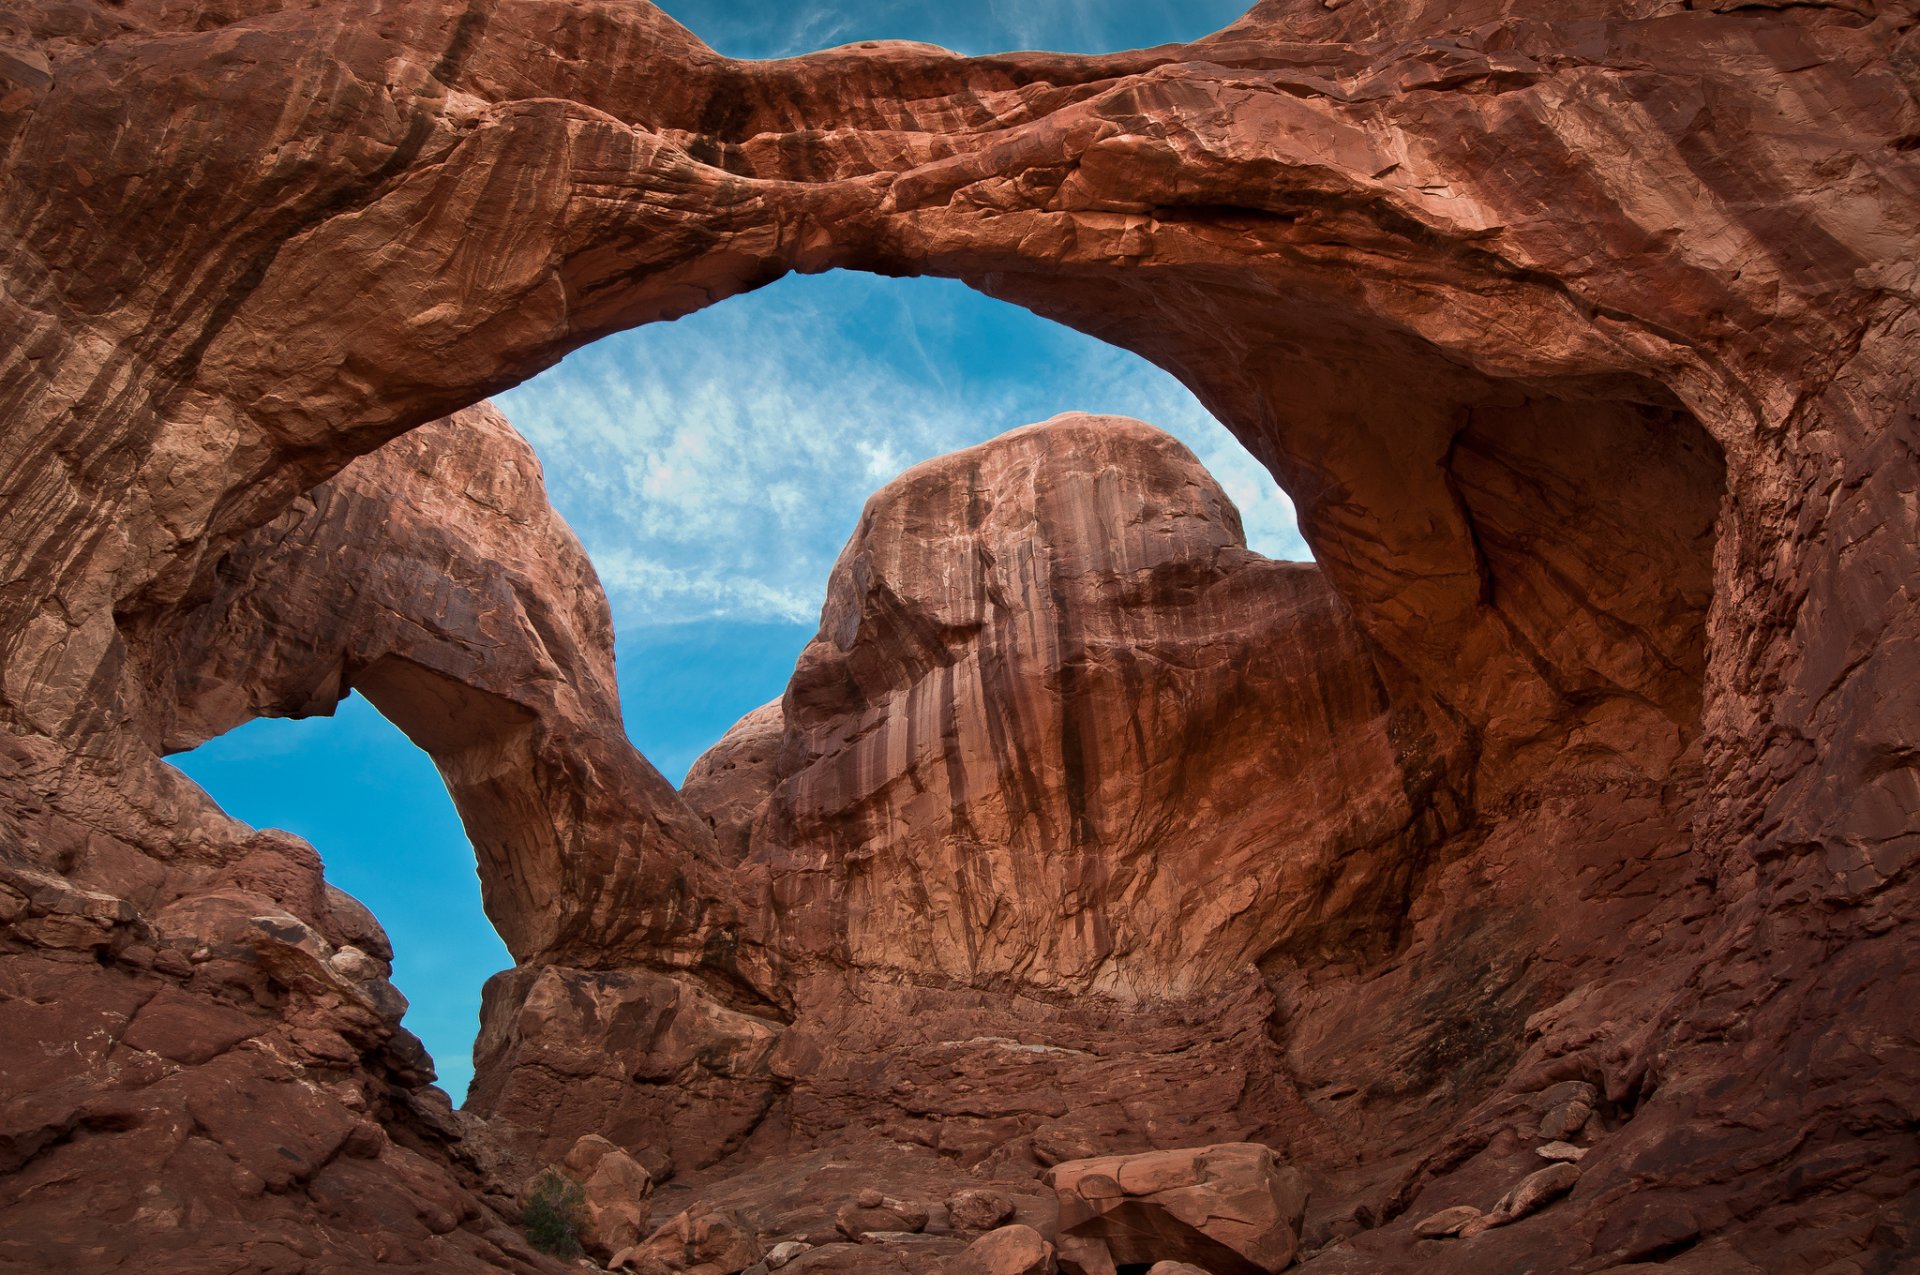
[1,1,1915,1270]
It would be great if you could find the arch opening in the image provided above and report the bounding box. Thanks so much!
[495,269,1310,787]
[133,267,1313,1129]
[139,231,1731,1167]
[167,693,511,1103]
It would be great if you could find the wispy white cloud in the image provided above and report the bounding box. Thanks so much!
[659,0,1250,59]
[497,273,1308,639]
[591,549,821,625]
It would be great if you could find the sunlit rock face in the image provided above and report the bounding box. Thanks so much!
[2,0,1917,1270]
[694,414,1415,998]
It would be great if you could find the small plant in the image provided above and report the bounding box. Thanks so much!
[521,1169,587,1259]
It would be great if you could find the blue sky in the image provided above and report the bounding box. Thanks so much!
[172,1,1282,1104]
[656,0,1250,57]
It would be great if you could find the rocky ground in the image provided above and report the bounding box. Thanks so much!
[2,0,1918,1271]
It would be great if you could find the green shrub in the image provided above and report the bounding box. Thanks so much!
[521,1169,587,1259]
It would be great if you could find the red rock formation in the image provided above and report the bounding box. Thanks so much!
[648,414,1409,1207]
[135,405,789,1185]
[710,414,1413,997]
[0,405,712,1271]
[1,0,1917,1271]
[682,701,785,866]
[1046,1143,1310,1275]
[131,404,757,976]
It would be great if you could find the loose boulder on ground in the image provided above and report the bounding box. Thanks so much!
[1412,1205,1482,1240]
[765,1241,813,1270]
[557,1134,655,1259]
[836,1189,931,1238]
[1459,1162,1583,1238]
[948,1225,1057,1275]
[946,1189,1017,1233]
[1491,1162,1581,1225]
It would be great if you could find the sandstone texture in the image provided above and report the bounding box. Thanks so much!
[620,1205,765,1275]
[1046,1143,1310,1275]
[709,415,1407,998]
[555,1134,655,1260]
[946,1190,1017,1235]
[949,1226,1058,1275]
[2,0,1918,1273]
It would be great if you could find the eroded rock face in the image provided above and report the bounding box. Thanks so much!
[717,414,1410,997]
[0,826,561,1272]
[627,415,1409,1200]
[472,962,784,1177]
[682,701,786,866]
[131,404,762,982]
[2,0,1917,1271]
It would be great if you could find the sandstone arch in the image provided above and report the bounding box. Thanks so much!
[128,405,769,984]
[1,0,1916,1270]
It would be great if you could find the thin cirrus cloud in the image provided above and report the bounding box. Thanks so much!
[495,272,1311,642]
[656,0,1252,58]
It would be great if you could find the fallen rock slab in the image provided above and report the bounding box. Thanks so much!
[560,1133,655,1260]
[1536,1142,1586,1163]
[1412,1205,1482,1239]
[1493,1162,1581,1224]
[1460,1162,1583,1237]
[1047,1143,1308,1275]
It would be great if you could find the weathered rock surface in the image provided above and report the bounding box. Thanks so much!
[946,1190,1016,1235]
[1047,1143,1310,1275]
[555,1134,655,1260]
[710,415,1408,997]
[1480,1161,1581,1232]
[0,842,557,1272]
[836,1190,931,1239]
[471,959,784,1178]
[656,415,1402,1194]
[2,0,1917,1271]
[948,1226,1057,1275]
[682,701,786,866]
[621,1205,764,1275]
